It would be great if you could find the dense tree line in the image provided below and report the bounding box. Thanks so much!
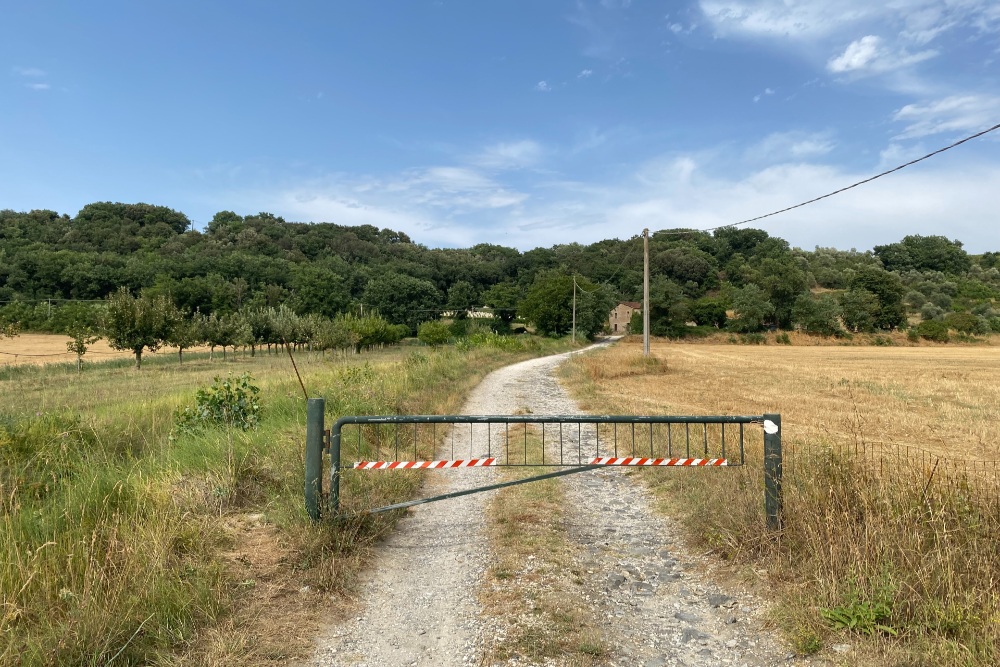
[2,202,999,343]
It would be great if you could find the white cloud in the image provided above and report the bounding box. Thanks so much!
[699,0,877,39]
[25,82,50,91]
[578,68,594,78]
[752,87,775,102]
[535,80,551,92]
[827,34,937,74]
[827,35,882,72]
[471,140,543,170]
[893,94,1000,139]
[12,66,46,77]
[747,130,835,160]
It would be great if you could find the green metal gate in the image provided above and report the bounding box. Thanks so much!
[304,398,783,530]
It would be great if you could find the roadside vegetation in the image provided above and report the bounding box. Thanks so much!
[0,334,574,666]
[561,340,1000,666]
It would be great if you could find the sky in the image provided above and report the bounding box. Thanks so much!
[2,0,999,253]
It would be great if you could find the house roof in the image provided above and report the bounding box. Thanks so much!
[618,301,641,309]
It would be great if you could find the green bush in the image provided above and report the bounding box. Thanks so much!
[776,332,791,345]
[916,320,950,343]
[174,373,262,433]
[417,320,451,347]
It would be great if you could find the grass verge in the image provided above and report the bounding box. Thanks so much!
[1,336,575,666]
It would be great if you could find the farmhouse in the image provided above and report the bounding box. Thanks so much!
[608,301,640,334]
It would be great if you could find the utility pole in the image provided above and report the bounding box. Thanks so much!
[643,229,650,357]
[572,276,577,344]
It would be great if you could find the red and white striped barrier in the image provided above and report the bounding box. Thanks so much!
[353,457,497,470]
[589,456,727,467]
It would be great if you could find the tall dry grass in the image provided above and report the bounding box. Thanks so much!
[561,339,1000,666]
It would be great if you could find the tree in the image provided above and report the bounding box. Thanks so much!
[446,280,478,318]
[849,267,906,330]
[101,288,175,369]
[874,235,971,275]
[792,293,843,336]
[729,284,774,333]
[840,288,880,332]
[482,282,521,333]
[689,297,728,329]
[0,322,18,340]
[165,312,203,363]
[519,271,613,339]
[363,273,443,334]
[647,277,690,337]
[65,324,100,372]
[418,320,451,346]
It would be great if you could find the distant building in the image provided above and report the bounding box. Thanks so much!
[608,301,641,334]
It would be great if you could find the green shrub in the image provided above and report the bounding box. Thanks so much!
[776,332,791,345]
[417,320,451,347]
[916,320,950,343]
[174,373,262,433]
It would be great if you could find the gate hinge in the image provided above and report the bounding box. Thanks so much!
[323,428,331,454]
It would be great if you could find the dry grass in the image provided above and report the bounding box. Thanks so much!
[480,427,606,666]
[561,338,1000,666]
[0,332,212,367]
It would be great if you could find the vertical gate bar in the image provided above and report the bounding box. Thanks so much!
[764,414,783,531]
[413,423,418,461]
[329,416,344,517]
[739,423,745,465]
[578,423,582,461]
[703,423,708,457]
[559,423,564,465]
[523,422,528,465]
[685,423,690,457]
[614,423,618,457]
[451,423,455,460]
[631,423,636,457]
[488,422,492,458]
[305,398,325,521]
[721,423,726,460]
[541,423,545,465]
[595,422,600,456]
[394,424,400,460]
[505,422,510,465]
[667,423,672,457]
[432,423,436,459]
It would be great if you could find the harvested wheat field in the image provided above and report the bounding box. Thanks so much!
[569,338,1000,460]
[0,333,207,366]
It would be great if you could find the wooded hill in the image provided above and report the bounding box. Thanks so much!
[2,202,999,341]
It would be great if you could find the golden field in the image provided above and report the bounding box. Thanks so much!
[0,333,211,367]
[570,338,1000,461]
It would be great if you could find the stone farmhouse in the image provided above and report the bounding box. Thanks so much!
[608,301,640,334]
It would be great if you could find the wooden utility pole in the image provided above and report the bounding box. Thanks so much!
[572,276,577,344]
[643,229,650,357]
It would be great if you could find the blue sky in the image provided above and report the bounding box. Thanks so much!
[3,1,999,252]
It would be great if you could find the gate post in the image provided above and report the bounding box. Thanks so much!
[305,398,325,521]
[763,413,783,531]
[329,419,342,517]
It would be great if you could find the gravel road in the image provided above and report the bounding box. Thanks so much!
[308,343,812,667]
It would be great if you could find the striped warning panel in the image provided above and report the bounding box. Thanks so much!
[353,457,497,470]
[589,456,727,467]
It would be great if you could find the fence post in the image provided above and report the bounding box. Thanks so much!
[329,419,342,516]
[305,398,325,521]
[763,413,783,531]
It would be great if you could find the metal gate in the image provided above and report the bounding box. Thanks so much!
[304,398,783,530]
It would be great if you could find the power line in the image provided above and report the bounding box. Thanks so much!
[663,121,1000,236]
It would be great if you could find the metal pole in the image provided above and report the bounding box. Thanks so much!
[305,398,325,521]
[572,276,577,344]
[643,229,650,357]
[763,413,783,531]
[329,419,343,516]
